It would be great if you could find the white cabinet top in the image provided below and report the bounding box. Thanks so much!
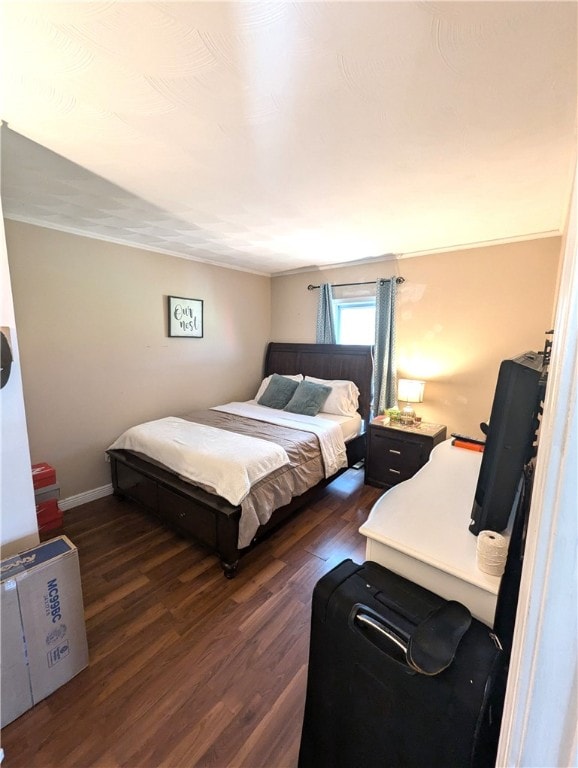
[359,439,502,596]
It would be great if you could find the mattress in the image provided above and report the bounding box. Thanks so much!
[314,411,362,442]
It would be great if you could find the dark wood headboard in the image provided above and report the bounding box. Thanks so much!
[264,342,374,423]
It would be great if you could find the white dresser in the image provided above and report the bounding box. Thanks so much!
[359,439,504,627]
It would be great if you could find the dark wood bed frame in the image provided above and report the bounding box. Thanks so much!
[108,342,373,577]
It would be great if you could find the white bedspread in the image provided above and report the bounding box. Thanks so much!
[212,402,348,477]
[108,416,290,506]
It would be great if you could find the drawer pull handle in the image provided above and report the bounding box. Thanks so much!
[178,511,186,518]
[389,468,401,475]
[388,449,401,455]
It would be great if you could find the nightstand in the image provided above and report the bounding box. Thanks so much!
[364,419,447,489]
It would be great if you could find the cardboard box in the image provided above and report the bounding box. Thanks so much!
[0,536,89,727]
[36,499,63,532]
[34,482,60,503]
[0,581,33,726]
[31,462,56,490]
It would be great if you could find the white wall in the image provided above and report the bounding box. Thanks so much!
[271,238,560,437]
[0,209,39,555]
[6,220,272,501]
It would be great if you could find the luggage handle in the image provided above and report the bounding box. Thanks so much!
[355,611,409,655]
[353,609,414,672]
[353,600,473,676]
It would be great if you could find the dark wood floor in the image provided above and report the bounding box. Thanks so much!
[2,469,382,768]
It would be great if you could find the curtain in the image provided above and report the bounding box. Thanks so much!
[372,278,397,415]
[315,283,336,344]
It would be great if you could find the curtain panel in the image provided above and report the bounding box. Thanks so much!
[373,278,397,415]
[315,283,336,344]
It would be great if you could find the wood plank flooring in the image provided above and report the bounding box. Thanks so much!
[1,469,382,768]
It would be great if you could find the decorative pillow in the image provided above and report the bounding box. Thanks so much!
[283,380,332,417]
[304,376,360,416]
[257,374,300,409]
[255,373,302,401]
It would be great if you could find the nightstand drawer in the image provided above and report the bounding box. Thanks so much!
[370,433,425,468]
[379,463,417,485]
[365,446,422,487]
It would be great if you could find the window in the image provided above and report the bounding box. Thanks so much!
[334,298,376,345]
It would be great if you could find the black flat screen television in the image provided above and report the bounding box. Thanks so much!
[469,350,546,536]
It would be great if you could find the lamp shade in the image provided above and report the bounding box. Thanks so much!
[398,379,425,403]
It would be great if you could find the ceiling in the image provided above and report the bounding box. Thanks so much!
[1,1,576,276]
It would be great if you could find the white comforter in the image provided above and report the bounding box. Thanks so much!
[108,416,290,506]
[213,402,347,478]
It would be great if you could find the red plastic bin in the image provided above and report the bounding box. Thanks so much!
[32,463,57,490]
[36,499,63,532]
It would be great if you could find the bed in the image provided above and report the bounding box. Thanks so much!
[107,342,373,577]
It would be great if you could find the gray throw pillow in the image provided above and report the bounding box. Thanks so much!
[283,380,331,416]
[257,373,300,409]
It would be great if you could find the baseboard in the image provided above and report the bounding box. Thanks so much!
[59,483,113,511]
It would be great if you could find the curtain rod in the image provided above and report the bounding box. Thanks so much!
[307,277,405,290]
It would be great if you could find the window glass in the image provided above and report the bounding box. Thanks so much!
[335,300,375,345]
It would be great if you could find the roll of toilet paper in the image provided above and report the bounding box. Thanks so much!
[477,530,509,576]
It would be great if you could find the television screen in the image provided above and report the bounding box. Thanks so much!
[469,351,545,536]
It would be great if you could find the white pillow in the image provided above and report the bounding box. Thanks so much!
[255,374,302,401]
[304,376,360,416]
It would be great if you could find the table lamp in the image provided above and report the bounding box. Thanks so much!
[397,379,425,425]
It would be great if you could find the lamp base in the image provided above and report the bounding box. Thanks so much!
[400,404,416,425]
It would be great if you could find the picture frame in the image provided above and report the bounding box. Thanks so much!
[168,296,204,338]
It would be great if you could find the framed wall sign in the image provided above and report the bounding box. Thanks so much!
[168,296,204,338]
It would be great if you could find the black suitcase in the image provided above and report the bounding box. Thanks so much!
[298,559,506,768]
